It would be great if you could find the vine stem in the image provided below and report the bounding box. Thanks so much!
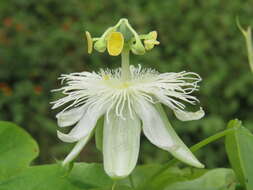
[112,181,117,190]
[121,48,130,81]
[129,174,135,189]
[141,128,235,189]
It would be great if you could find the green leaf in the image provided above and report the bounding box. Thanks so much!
[129,164,207,190]
[91,185,134,190]
[225,119,253,189]
[0,121,39,180]
[0,160,235,190]
[132,165,235,190]
[131,165,189,188]
[0,163,113,190]
[95,117,104,152]
[165,168,236,190]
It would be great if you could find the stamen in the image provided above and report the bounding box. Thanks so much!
[52,66,202,127]
[127,93,134,119]
[107,32,124,56]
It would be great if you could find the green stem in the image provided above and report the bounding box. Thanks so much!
[141,128,235,189]
[190,128,234,152]
[129,174,135,189]
[121,48,130,81]
[244,29,253,73]
[237,19,253,73]
[112,181,117,190]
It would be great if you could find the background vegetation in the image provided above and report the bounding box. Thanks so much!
[0,0,253,168]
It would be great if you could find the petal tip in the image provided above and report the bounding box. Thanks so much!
[105,171,130,180]
[57,130,78,143]
[174,107,205,121]
[193,161,205,169]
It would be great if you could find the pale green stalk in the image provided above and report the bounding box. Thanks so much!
[121,48,130,81]
[129,174,135,188]
[237,19,253,73]
[112,181,117,190]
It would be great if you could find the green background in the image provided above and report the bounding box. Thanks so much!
[0,0,253,167]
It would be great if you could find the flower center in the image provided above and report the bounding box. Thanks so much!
[102,74,132,89]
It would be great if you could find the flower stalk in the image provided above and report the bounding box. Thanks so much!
[121,48,130,81]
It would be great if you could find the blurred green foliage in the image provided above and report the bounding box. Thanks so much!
[0,0,253,167]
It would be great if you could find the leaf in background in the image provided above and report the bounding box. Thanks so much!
[133,165,187,189]
[0,163,113,190]
[91,186,134,190]
[225,119,253,189]
[128,164,207,190]
[165,168,236,190]
[0,121,39,181]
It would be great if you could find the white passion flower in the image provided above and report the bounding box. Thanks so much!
[52,65,205,179]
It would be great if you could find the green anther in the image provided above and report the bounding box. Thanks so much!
[94,39,107,52]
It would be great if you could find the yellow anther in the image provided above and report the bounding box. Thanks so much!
[150,31,158,39]
[107,32,124,56]
[117,82,130,89]
[103,74,110,80]
[122,82,130,88]
[144,31,160,51]
[85,31,93,54]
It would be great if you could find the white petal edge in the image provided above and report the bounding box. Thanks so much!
[56,105,87,127]
[103,107,141,179]
[62,132,93,166]
[134,98,179,151]
[57,130,79,143]
[155,103,204,168]
[57,104,106,143]
[174,107,205,121]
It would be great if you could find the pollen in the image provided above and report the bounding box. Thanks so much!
[103,74,110,80]
[107,32,124,56]
[120,82,130,89]
[85,31,93,54]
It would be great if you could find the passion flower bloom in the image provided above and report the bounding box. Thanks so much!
[52,18,205,179]
[52,65,204,178]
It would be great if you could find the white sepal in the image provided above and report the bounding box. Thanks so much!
[57,104,106,143]
[155,103,204,168]
[56,105,86,127]
[103,107,141,179]
[173,107,205,121]
[134,99,178,151]
[62,131,93,166]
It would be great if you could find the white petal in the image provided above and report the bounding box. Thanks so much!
[103,108,141,179]
[57,104,106,143]
[135,99,203,168]
[170,145,204,168]
[56,105,87,127]
[155,103,204,168]
[62,132,92,165]
[134,99,178,150]
[174,107,205,121]
[57,130,79,143]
